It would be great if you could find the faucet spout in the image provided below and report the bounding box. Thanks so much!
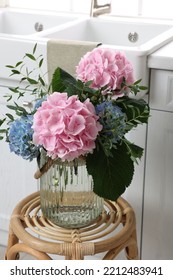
[90,0,111,17]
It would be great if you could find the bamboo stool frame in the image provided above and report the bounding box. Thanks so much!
[5,191,138,260]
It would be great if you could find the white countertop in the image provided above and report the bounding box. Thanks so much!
[148,41,173,70]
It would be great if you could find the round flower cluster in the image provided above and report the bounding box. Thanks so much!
[34,97,47,110]
[32,92,102,161]
[8,115,39,161]
[76,48,135,92]
[95,101,126,152]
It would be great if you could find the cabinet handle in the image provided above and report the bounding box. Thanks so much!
[23,101,33,108]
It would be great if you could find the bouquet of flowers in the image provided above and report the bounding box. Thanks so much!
[0,44,150,201]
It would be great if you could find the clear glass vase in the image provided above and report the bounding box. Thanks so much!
[39,150,103,228]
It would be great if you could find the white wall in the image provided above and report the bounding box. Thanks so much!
[8,0,173,19]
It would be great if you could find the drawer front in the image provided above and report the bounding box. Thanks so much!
[149,69,173,112]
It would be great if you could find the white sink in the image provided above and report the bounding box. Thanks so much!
[0,8,81,37]
[42,16,173,89]
[0,8,84,83]
[1,13,173,90]
[43,16,173,53]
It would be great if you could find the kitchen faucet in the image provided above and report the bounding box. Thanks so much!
[90,0,112,17]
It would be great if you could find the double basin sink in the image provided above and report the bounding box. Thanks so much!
[1,7,173,88]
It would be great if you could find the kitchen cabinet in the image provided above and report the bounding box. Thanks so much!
[0,85,37,245]
[142,69,173,259]
[122,123,147,257]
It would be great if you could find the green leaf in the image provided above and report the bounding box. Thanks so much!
[85,80,93,87]
[6,105,17,111]
[86,142,134,201]
[20,77,27,82]
[123,139,143,163]
[76,79,85,89]
[10,70,21,75]
[0,129,7,133]
[66,84,79,96]
[4,94,12,102]
[6,65,14,68]
[7,102,28,115]
[38,75,45,86]
[39,58,44,68]
[33,43,37,54]
[0,118,6,126]
[26,77,38,85]
[51,67,76,93]
[15,61,23,67]
[25,53,36,61]
[133,79,142,85]
[51,67,65,93]
[9,87,19,93]
[139,86,148,90]
[6,114,14,121]
[64,79,81,96]
[14,102,28,113]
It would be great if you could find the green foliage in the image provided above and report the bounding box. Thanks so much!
[116,96,150,131]
[51,67,77,94]
[0,118,8,140]
[51,67,107,105]
[122,139,144,163]
[7,102,28,117]
[121,78,148,95]
[5,43,48,102]
[86,142,134,200]
[0,43,49,141]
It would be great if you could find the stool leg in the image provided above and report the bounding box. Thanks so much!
[7,243,52,260]
[125,230,139,260]
[5,227,19,260]
[103,243,127,260]
[65,255,72,260]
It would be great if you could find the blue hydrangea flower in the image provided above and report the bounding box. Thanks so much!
[34,97,47,110]
[8,115,39,161]
[96,101,126,146]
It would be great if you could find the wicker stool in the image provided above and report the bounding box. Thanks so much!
[5,191,138,260]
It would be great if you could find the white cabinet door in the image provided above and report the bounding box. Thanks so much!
[122,124,147,256]
[0,86,38,246]
[142,109,173,259]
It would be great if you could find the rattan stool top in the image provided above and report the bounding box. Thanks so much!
[5,191,138,260]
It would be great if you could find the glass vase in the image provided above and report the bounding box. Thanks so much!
[39,150,103,228]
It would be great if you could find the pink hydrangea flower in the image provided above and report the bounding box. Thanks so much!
[32,92,102,161]
[76,48,135,92]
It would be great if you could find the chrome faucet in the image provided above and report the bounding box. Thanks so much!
[90,0,112,17]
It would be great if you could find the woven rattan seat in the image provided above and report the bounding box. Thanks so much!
[5,191,138,260]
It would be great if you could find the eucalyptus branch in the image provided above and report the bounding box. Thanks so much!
[5,43,49,101]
